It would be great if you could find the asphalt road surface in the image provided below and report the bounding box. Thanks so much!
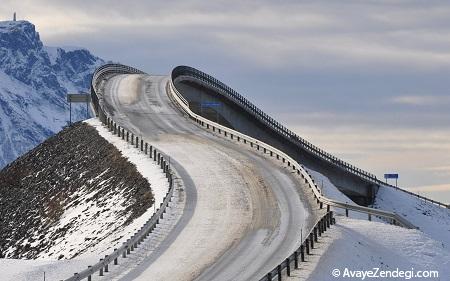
[99,74,319,281]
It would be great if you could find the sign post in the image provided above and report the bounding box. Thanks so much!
[384,173,399,187]
[67,93,91,125]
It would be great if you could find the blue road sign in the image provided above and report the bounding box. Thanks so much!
[384,174,399,179]
[201,102,221,107]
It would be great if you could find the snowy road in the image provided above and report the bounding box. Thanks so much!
[100,74,318,281]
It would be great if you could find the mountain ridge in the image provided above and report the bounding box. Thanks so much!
[0,20,104,168]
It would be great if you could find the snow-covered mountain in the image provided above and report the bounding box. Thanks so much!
[0,20,104,168]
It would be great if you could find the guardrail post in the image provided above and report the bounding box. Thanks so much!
[117,126,121,137]
[318,220,322,236]
[224,131,227,137]
[270,151,273,156]
[99,259,104,276]
[319,201,323,209]
[114,248,118,265]
[145,143,148,154]
[345,209,349,217]
[104,255,109,272]
[314,227,318,242]
[277,265,282,281]
[294,251,299,268]
[277,154,279,160]
[135,136,139,148]
[158,153,161,165]
[257,144,259,150]
[244,139,246,144]
[87,266,92,281]
[305,240,310,255]
[267,272,272,280]
[368,214,372,221]
[330,211,334,225]
[282,158,285,163]
[286,258,291,276]
[141,139,144,151]
[126,132,129,142]
[301,244,305,260]
[327,205,330,212]
[310,233,314,249]
[122,128,125,140]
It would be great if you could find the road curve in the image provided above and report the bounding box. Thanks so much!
[100,73,318,281]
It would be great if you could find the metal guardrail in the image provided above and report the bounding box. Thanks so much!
[62,64,176,281]
[171,66,449,209]
[259,212,334,281]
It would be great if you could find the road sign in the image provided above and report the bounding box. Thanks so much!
[384,173,399,187]
[67,93,91,125]
[201,102,221,107]
[67,94,91,103]
[384,174,399,179]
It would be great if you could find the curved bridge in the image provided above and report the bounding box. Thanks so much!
[77,63,443,281]
[90,65,321,280]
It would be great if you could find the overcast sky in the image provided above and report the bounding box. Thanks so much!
[1,0,449,202]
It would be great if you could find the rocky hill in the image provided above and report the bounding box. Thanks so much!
[0,20,104,169]
[0,122,154,259]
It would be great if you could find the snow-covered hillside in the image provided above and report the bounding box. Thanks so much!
[304,217,449,281]
[0,20,104,168]
[0,120,171,281]
[303,169,450,281]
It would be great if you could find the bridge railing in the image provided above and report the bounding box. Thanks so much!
[63,64,176,281]
[171,66,449,209]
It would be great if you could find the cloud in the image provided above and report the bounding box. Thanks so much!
[425,166,450,177]
[3,1,450,71]
[409,183,450,193]
[390,95,450,106]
